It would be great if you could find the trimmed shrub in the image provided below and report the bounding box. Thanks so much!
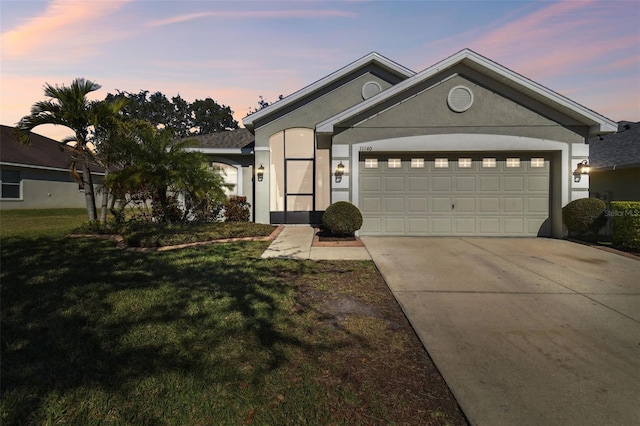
[562,197,606,238]
[322,201,363,236]
[224,196,251,222]
[610,201,640,249]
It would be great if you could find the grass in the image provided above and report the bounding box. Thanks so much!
[1,209,467,425]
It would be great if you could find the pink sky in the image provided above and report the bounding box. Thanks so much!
[1,0,638,141]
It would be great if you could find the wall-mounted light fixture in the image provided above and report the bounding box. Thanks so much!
[256,164,264,182]
[573,160,590,183]
[335,161,345,183]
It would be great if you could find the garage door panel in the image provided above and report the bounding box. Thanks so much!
[455,218,476,233]
[503,197,524,213]
[479,198,500,212]
[431,218,452,234]
[408,197,428,212]
[385,177,405,191]
[385,218,405,233]
[455,197,475,212]
[408,177,428,191]
[361,176,382,191]
[432,176,452,191]
[504,218,525,234]
[528,176,549,192]
[408,217,428,233]
[479,176,500,191]
[362,217,381,234]
[361,197,382,213]
[479,218,500,234]
[528,197,548,213]
[432,197,452,212]
[503,176,525,191]
[359,154,550,237]
[455,176,476,191]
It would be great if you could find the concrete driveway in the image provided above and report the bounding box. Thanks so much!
[361,237,640,426]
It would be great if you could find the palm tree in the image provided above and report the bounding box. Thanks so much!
[16,78,102,221]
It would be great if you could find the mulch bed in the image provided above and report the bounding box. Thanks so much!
[313,227,365,247]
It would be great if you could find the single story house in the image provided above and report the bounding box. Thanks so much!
[192,49,618,237]
[0,124,105,210]
[588,121,640,202]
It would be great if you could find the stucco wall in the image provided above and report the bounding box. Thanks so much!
[333,74,586,145]
[252,71,397,223]
[1,167,104,210]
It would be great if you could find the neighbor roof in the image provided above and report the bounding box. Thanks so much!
[185,128,254,154]
[242,52,415,131]
[317,49,618,137]
[588,121,640,169]
[0,124,103,173]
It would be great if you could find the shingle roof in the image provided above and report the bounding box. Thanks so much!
[1,124,77,170]
[588,121,640,169]
[186,128,254,150]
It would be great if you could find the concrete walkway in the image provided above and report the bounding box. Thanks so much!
[362,237,640,426]
[260,225,370,260]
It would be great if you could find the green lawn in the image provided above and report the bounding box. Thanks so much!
[0,210,466,425]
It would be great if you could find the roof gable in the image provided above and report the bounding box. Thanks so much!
[242,52,415,131]
[317,49,617,137]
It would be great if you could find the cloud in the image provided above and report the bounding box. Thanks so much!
[148,9,356,27]
[1,0,131,58]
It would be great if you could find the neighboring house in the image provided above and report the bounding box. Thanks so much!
[0,125,104,210]
[588,121,640,202]
[194,49,618,237]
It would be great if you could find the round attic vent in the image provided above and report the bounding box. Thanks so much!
[362,81,382,99]
[447,86,474,112]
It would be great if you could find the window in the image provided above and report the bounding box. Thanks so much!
[506,158,521,168]
[364,158,378,169]
[482,158,497,168]
[210,162,238,195]
[411,158,425,168]
[458,158,472,168]
[1,169,21,199]
[434,158,449,168]
[388,158,402,168]
[531,158,545,168]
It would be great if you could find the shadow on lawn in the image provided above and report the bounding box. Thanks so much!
[0,235,319,421]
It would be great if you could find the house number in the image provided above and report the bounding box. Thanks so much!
[360,146,373,151]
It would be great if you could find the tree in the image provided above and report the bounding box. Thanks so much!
[104,90,238,137]
[104,126,229,224]
[16,78,102,221]
[191,97,237,134]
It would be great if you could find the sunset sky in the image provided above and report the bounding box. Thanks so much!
[1,0,639,141]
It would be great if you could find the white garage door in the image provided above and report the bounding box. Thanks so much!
[358,153,551,236]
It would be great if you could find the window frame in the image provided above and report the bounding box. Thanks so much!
[0,168,22,200]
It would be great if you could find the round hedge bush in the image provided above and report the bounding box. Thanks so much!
[322,201,363,236]
[562,197,607,237]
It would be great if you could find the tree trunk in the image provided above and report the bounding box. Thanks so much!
[81,155,98,221]
[100,169,109,223]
